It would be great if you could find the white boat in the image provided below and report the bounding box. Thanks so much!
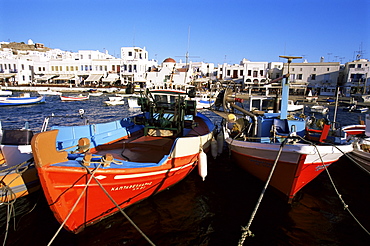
[347,115,370,175]
[0,93,45,106]
[104,96,125,106]
[0,89,12,96]
[127,96,140,108]
[60,94,89,101]
[195,92,218,110]
[38,89,62,95]
[306,104,329,114]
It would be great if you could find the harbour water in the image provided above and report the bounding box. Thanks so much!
[1,92,369,246]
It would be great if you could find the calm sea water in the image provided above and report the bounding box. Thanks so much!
[0,92,369,246]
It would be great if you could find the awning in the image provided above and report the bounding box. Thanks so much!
[53,75,74,80]
[36,74,57,81]
[102,74,119,83]
[85,74,103,82]
[0,74,16,79]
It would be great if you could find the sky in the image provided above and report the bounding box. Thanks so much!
[0,0,369,65]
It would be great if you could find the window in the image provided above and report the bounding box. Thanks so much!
[248,70,251,76]
[227,70,230,76]
[88,55,91,59]
[21,64,24,70]
[66,66,69,71]
[253,71,258,77]
[260,70,263,76]
[300,68,302,71]
[292,68,295,71]
[240,70,244,76]
[22,75,25,81]
[311,74,316,80]
[349,64,355,68]
[327,68,330,71]
[297,74,302,80]
[358,64,362,68]
[104,66,107,71]
[313,68,316,71]
[38,67,42,71]
[128,51,132,56]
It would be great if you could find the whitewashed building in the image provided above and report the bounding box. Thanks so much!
[281,61,341,96]
[343,59,370,94]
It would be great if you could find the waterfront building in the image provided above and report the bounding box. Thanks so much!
[281,60,341,96]
[343,58,370,95]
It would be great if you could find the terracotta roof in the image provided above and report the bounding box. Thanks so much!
[163,58,176,63]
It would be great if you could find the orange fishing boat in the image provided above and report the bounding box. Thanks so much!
[31,88,214,233]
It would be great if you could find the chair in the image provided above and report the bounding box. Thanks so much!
[271,119,290,142]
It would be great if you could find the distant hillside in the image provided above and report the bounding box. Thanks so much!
[0,42,51,53]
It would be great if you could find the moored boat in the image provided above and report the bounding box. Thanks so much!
[0,93,45,106]
[306,104,329,114]
[0,89,12,96]
[342,124,366,136]
[60,94,89,101]
[38,89,62,95]
[0,125,38,203]
[347,114,370,175]
[31,88,214,233]
[216,57,353,203]
[103,96,125,106]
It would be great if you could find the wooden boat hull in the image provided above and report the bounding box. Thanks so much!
[342,124,366,136]
[0,164,40,203]
[0,96,45,106]
[36,154,198,233]
[60,96,89,101]
[226,139,353,202]
[32,112,214,233]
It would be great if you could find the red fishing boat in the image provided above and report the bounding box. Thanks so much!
[31,88,214,233]
[342,124,366,136]
[216,56,353,202]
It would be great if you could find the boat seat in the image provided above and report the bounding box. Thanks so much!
[31,129,68,167]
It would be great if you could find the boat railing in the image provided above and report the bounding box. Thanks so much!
[41,109,89,132]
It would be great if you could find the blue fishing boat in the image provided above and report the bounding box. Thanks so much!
[0,93,45,106]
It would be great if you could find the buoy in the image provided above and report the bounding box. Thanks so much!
[198,150,207,181]
[211,137,217,159]
[217,130,224,155]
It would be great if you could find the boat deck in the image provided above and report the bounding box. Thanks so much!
[93,116,210,164]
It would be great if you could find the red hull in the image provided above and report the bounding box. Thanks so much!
[342,125,365,136]
[38,155,198,233]
[231,150,334,202]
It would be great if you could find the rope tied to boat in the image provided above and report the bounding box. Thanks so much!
[81,165,156,246]
[295,135,370,236]
[81,152,123,167]
[47,162,103,246]
[238,138,288,246]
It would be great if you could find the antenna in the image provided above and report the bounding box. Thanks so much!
[279,55,302,73]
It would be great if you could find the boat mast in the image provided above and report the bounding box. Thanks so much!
[279,56,302,119]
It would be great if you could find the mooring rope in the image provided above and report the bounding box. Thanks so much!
[82,163,156,246]
[47,162,102,246]
[237,138,288,246]
[296,135,370,236]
